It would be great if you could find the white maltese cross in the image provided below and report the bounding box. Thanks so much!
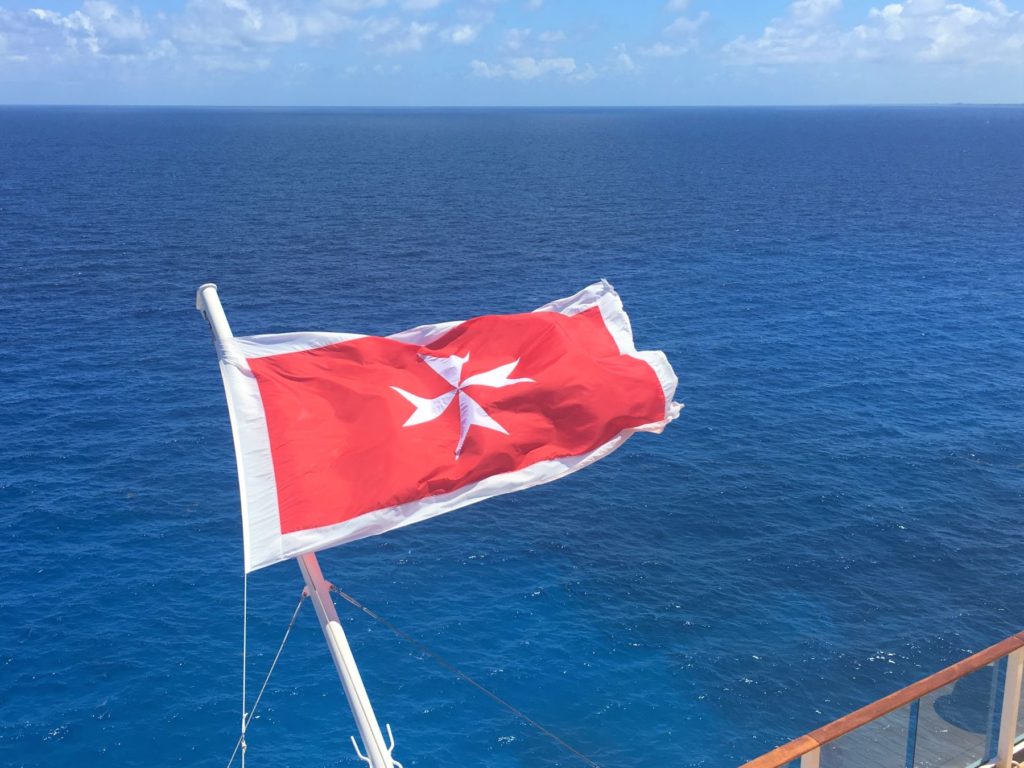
[391,353,533,458]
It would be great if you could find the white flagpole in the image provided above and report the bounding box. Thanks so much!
[297,553,396,768]
[196,283,397,768]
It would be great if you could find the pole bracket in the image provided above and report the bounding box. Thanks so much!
[351,724,402,768]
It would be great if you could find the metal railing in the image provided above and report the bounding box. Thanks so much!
[741,631,1024,768]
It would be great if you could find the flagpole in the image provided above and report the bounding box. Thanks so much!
[196,283,397,768]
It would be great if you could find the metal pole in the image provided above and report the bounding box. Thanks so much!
[298,553,394,768]
[196,283,396,768]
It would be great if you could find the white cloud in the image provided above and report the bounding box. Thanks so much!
[193,50,270,70]
[319,0,386,10]
[524,0,543,9]
[665,10,709,36]
[725,0,1024,65]
[638,41,689,57]
[510,57,572,79]
[637,6,706,58]
[611,42,637,71]
[360,15,399,39]
[857,0,1024,63]
[470,58,504,77]
[613,51,636,70]
[537,29,565,43]
[362,18,435,53]
[81,1,149,41]
[9,0,1019,97]
[0,0,480,79]
[498,26,564,57]
[610,50,634,71]
[501,27,531,51]
[570,62,596,81]
[439,23,479,44]
[400,0,445,10]
[301,9,356,39]
[789,0,842,27]
[470,55,581,80]
[0,0,429,67]
[388,20,435,53]
[10,1,152,58]
[176,0,300,49]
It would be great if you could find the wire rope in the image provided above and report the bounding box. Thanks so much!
[329,585,603,768]
[224,591,307,768]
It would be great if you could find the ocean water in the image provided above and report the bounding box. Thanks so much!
[1,106,1023,768]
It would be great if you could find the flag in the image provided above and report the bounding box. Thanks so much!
[213,280,681,572]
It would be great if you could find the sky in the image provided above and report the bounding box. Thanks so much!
[0,0,1021,105]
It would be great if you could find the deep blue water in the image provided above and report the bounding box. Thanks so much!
[2,106,1023,768]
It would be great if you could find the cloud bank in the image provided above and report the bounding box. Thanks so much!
[0,0,1020,102]
[725,0,1024,65]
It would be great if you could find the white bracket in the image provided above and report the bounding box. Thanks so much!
[351,725,402,768]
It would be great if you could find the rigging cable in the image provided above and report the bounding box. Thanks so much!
[224,590,307,768]
[240,569,247,768]
[329,585,604,768]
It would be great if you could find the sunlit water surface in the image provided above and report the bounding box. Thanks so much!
[2,106,1023,767]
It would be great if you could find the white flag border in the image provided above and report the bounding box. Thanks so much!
[215,279,681,572]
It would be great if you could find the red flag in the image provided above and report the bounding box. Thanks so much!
[214,281,680,572]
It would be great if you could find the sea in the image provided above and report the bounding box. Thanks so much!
[1,106,1023,768]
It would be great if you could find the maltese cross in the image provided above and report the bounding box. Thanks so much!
[391,353,533,458]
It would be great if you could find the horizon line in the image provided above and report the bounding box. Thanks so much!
[1,101,1023,110]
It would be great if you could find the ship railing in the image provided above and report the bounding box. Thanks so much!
[741,631,1024,768]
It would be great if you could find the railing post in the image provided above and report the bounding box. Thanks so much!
[800,746,821,768]
[997,648,1024,768]
[905,699,920,768]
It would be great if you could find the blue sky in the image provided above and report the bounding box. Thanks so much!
[0,0,1021,105]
